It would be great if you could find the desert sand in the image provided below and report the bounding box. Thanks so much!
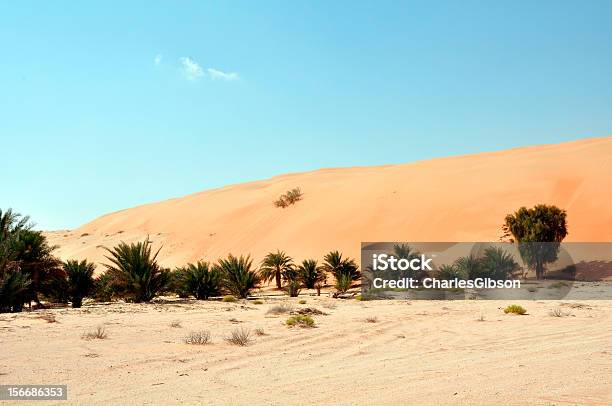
[1,297,611,405]
[46,137,612,270]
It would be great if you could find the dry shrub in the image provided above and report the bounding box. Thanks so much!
[266,303,294,315]
[225,327,253,346]
[365,316,378,323]
[82,325,108,340]
[184,330,211,345]
[170,320,182,328]
[286,315,315,328]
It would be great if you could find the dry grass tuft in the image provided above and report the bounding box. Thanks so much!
[82,326,108,340]
[286,315,315,328]
[254,327,266,336]
[184,330,211,345]
[365,316,378,323]
[170,320,182,328]
[38,313,57,323]
[225,327,253,346]
[549,308,572,317]
[266,303,294,315]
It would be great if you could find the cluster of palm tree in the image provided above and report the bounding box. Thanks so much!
[436,247,520,281]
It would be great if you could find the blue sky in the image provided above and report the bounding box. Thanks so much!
[1,1,611,230]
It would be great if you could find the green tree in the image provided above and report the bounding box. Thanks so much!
[297,259,326,289]
[215,254,260,298]
[64,259,96,308]
[322,251,360,293]
[173,261,222,300]
[260,250,294,289]
[503,205,568,279]
[103,238,170,302]
[480,247,519,280]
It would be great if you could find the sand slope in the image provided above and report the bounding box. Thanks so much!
[46,137,612,269]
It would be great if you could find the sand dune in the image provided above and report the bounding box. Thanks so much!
[46,137,612,269]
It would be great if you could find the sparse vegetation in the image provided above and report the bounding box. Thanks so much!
[225,327,253,346]
[103,238,170,303]
[322,251,360,294]
[215,255,260,299]
[38,312,57,323]
[297,259,326,290]
[298,299,307,304]
[252,299,264,305]
[184,330,211,345]
[170,320,182,328]
[266,303,294,315]
[365,316,378,323]
[286,314,315,328]
[273,187,303,208]
[82,325,108,340]
[549,308,571,317]
[504,304,527,315]
[254,327,266,336]
[222,295,237,302]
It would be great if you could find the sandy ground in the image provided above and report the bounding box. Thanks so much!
[1,297,611,405]
[45,137,612,270]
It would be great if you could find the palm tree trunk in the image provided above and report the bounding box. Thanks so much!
[275,271,281,289]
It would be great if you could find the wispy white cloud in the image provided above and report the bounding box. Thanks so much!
[154,53,163,66]
[207,68,240,81]
[179,57,204,80]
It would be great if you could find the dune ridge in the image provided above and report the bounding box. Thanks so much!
[46,137,612,269]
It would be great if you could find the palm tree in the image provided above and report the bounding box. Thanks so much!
[260,250,294,289]
[297,259,326,289]
[215,254,260,298]
[321,250,360,282]
[103,238,169,302]
[64,259,96,308]
[0,270,30,313]
[480,247,519,280]
[174,261,222,300]
[454,254,482,280]
[436,264,467,281]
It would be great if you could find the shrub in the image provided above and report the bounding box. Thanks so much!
[365,316,378,323]
[222,295,237,302]
[225,327,253,346]
[549,308,571,317]
[82,325,107,340]
[436,264,467,281]
[286,315,315,328]
[252,299,264,305]
[298,299,307,305]
[334,274,353,294]
[504,304,527,315]
[297,259,326,289]
[38,312,57,323]
[273,188,303,208]
[170,320,182,328]
[184,330,211,345]
[103,238,170,303]
[92,272,115,302]
[284,279,301,297]
[254,327,266,336]
[173,261,222,300]
[215,254,260,299]
[266,303,294,315]
[64,259,96,308]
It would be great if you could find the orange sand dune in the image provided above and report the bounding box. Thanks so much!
[46,137,612,269]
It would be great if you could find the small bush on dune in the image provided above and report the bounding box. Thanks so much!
[215,255,260,299]
[184,330,211,345]
[222,295,237,303]
[82,325,107,340]
[273,188,303,208]
[225,327,253,346]
[286,315,315,328]
[504,304,527,315]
